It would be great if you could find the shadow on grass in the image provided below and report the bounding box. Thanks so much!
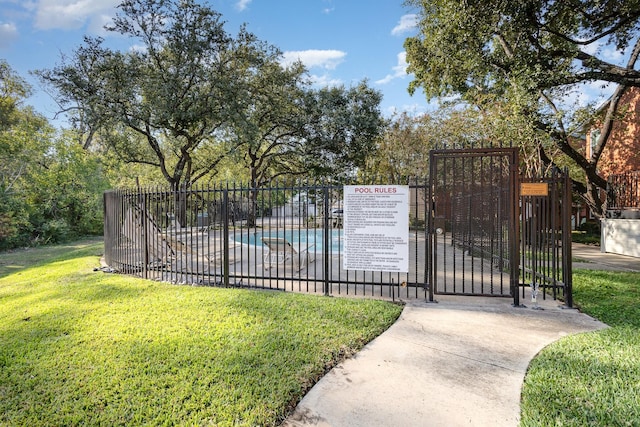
[0,237,104,279]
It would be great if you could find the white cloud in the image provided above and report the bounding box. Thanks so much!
[558,81,613,110]
[309,73,342,87]
[391,14,417,36]
[583,40,602,56]
[375,51,408,85]
[281,49,346,70]
[129,43,147,53]
[0,22,19,48]
[602,46,624,63]
[236,0,252,12]
[583,40,624,64]
[31,0,119,31]
[88,13,115,35]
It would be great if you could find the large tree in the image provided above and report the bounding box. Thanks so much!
[405,0,640,217]
[37,0,274,190]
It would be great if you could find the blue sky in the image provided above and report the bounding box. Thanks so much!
[0,0,433,125]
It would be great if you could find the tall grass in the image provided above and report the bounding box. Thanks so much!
[0,240,402,426]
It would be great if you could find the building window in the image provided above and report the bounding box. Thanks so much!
[589,129,601,158]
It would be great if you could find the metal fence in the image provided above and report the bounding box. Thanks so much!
[607,170,640,216]
[104,170,572,305]
[519,169,573,307]
[103,181,430,301]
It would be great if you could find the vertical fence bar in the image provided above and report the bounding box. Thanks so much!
[223,187,230,287]
[323,186,330,296]
[141,190,149,280]
[562,169,573,308]
[427,151,435,301]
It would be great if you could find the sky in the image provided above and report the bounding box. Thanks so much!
[0,0,433,126]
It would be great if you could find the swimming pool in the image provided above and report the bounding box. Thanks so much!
[234,229,343,253]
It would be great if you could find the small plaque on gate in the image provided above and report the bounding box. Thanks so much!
[521,182,549,196]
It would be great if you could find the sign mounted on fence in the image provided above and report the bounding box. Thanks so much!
[520,182,549,196]
[343,185,409,272]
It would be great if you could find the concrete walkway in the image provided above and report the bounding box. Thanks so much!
[572,243,640,272]
[281,243,636,427]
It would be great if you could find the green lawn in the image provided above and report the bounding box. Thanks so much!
[0,240,403,426]
[520,269,640,426]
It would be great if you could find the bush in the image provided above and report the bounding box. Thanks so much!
[35,219,73,245]
[577,220,600,235]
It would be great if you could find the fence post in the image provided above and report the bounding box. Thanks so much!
[323,186,330,296]
[141,191,149,280]
[427,155,435,302]
[223,187,230,287]
[562,169,573,308]
[511,162,520,307]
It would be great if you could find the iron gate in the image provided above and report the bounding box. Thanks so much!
[428,148,519,301]
[427,148,572,307]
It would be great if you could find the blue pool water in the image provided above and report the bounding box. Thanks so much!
[235,229,343,253]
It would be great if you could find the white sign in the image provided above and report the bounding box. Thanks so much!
[343,185,409,272]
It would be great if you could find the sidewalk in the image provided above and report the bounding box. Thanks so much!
[281,243,635,427]
[282,293,606,427]
[572,243,640,272]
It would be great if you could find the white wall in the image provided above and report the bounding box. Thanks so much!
[601,219,640,258]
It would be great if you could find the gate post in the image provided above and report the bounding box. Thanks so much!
[427,153,435,302]
[511,163,520,307]
[562,169,573,308]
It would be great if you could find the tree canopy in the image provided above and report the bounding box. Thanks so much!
[405,0,640,216]
[38,0,384,189]
[38,0,268,189]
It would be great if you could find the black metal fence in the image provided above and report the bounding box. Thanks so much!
[103,181,430,301]
[104,169,572,306]
[519,169,573,307]
[607,170,640,217]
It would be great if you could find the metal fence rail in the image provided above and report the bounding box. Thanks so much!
[104,181,430,301]
[608,170,640,214]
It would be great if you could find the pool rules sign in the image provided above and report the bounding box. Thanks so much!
[343,185,410,272]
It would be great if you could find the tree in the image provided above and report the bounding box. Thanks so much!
[1,61,109,249]
[366,104,548,180]
[25,131,111,242]
[405,0,640,217]
[302,82,385,180]
[37,0,272,190]
[226,60,384,224]
[227,59,310,189]
[229,73,385,186]
[0,60,52,248]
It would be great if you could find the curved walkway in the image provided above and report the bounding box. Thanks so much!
[281,243,634,427]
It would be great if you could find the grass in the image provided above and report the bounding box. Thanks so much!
[0,240,403,426]
[520,269,640,426]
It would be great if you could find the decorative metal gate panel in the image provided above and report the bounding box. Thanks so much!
[428,148,520,301]
[519,170,573,307]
